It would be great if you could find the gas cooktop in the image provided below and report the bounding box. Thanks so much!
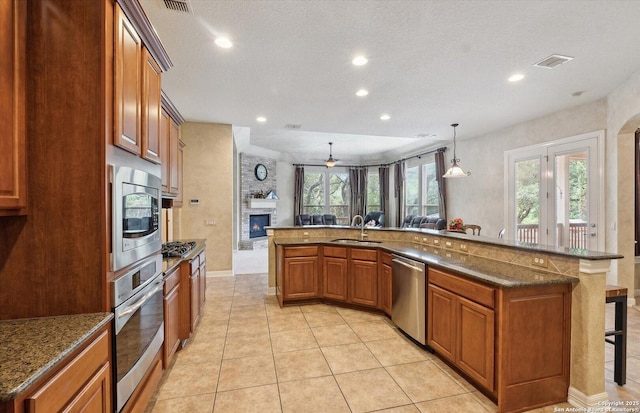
[161,241,196,258]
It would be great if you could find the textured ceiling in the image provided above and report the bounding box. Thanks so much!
[139,0,640,164]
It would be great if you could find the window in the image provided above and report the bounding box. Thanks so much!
[303,169,350,224]
[367,170,380,212]
[404,157,441,217]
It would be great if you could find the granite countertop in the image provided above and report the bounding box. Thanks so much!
[162,239,206,274]
[270,225,623,261]
[274,238,579,288]
[0,312,113,402]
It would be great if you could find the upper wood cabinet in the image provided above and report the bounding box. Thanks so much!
[114,4,142,155]
[161,92,186,203]
[141,47,162,164]
[0,0,27,215]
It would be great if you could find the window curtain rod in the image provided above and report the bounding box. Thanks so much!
[292,146,446,168]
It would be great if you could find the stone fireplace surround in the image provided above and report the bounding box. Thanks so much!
[239,153,277,250]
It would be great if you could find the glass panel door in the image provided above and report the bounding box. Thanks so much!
[505,132,603,251]
[515,157,542,244]
[550,136,599,250]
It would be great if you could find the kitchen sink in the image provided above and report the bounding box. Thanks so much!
[330,238,382,244]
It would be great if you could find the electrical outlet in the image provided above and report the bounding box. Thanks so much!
[532,255,548,268]
[459,243,467,251]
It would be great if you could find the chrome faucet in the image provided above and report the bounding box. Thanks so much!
[350,215,368,240]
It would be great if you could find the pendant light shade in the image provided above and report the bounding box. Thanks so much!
[443,123,470,178]
[325,142,337,167]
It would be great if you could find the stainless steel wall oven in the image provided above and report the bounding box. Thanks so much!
[111,254,164,412]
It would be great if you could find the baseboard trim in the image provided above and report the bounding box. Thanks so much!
[567,386,609,408]
[267,286,276,296]
[207,270,234,278]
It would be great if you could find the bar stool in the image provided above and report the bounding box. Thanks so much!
[605,285,627,386]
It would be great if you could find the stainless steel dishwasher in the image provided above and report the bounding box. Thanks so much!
[391,254,426,345]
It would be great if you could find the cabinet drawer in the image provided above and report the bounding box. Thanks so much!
[164,267,180,293]
[429,268,495,309]
[26,329,110,412]
[284,246,318,258]
[198,250,206,265]
[324,246,347,258]
[190,255,200,274]
[381,252,392,266]
[350,248,377,262]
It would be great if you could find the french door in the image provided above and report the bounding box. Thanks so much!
[504,131,604,251]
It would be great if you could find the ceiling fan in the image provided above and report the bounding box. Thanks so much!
[325,142,339,167]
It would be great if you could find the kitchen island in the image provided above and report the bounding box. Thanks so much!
[268,226,621,413]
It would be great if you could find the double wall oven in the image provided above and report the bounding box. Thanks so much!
[110,165,163,412]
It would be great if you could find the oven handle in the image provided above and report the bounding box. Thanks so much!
[117,279,163,319]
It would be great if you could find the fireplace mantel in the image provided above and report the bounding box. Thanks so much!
[249,198,277,209]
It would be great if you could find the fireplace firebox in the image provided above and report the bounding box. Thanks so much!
[249,214,270,238]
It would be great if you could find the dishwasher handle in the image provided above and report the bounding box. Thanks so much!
[392,256,424,272]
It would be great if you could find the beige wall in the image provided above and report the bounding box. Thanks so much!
[175,122,234,272]
[607,68,640,300]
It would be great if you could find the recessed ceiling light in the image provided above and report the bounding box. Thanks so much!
[380,114,391,121]
[256,116,266,122]
[215,37,233,48]
[356,89,369,97]
[508,73,525,82]
[352,56,368,66]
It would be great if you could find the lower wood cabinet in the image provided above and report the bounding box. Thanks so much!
[21,328,112,413]
[163,266,181,368]
[279,246,320,301]
[348,248,378,307]
[198,250,206,311]
[378,252,392,315]
[322,246,348,301]
[427,267,571,413]
[179,247,206,343]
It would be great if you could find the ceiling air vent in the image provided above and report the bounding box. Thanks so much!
[163,0,192,13]
[284,124,302,129]
[533,54,574,69]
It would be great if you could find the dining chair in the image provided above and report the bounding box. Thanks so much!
[464,224,482,235]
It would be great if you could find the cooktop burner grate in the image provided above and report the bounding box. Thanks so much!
[162,241,196,258]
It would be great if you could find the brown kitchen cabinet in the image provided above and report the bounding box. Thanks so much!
[179,249,206,343]
[0,0,27,215]
[378,251,393,315]
[322,246,348,301]
[279,246,320,301]
[163,266,181,368]
[427,267,572,413]
[4,327,113,413]
[141,47,162,164]
[428,268,495,391]
[114,3,165,164]
[160,93,185,202]
[114,4,142,156]
[198,249,207,311]
[349,248,378,307]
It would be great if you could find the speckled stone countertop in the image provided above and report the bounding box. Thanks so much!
[274,238,579,288]
[162,239,206,274]
[0,312,113,402]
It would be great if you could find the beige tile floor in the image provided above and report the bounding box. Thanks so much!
[146,273,640,413]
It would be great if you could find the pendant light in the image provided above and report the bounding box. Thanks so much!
[443,123,470,178]
[325,142,337,168]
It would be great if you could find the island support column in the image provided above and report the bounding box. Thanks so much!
[567,259,611,407]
